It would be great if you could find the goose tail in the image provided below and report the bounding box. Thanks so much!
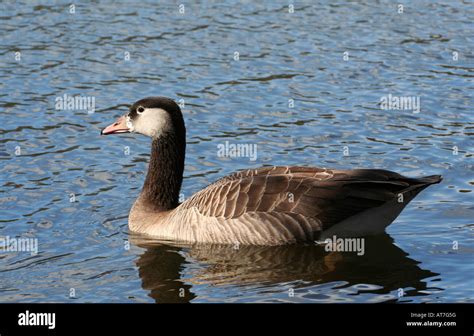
[416,175,443,185]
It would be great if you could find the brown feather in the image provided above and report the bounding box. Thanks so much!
[180,166,441,236]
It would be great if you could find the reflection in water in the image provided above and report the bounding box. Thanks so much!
[132,234,439,303]
[135,245,196,303]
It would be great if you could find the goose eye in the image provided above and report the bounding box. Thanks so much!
[137,106,145,114]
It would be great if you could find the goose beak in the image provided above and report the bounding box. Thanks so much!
[101,116,130,135]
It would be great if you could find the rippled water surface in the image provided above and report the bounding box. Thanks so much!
[1,1,473,303]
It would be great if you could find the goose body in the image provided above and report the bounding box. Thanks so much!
[102,97,441,246]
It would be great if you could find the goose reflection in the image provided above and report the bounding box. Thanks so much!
[131,234,439,303]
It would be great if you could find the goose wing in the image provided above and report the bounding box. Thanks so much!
[180,166,440,234]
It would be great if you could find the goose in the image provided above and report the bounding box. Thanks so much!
[101,97,442,246]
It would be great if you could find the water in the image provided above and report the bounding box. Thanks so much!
[0,1,473,303]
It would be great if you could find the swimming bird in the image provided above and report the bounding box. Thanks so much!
[101,97,442,245]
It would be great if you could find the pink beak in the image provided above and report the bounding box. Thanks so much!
[101,116,130,135]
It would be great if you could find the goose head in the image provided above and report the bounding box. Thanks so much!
[101,97,185,139]
[101,97,186,211]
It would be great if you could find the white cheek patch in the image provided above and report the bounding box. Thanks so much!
[133,108,171,138]
[126,116,135,132]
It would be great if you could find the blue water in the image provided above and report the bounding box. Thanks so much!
[0,1,473,303]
